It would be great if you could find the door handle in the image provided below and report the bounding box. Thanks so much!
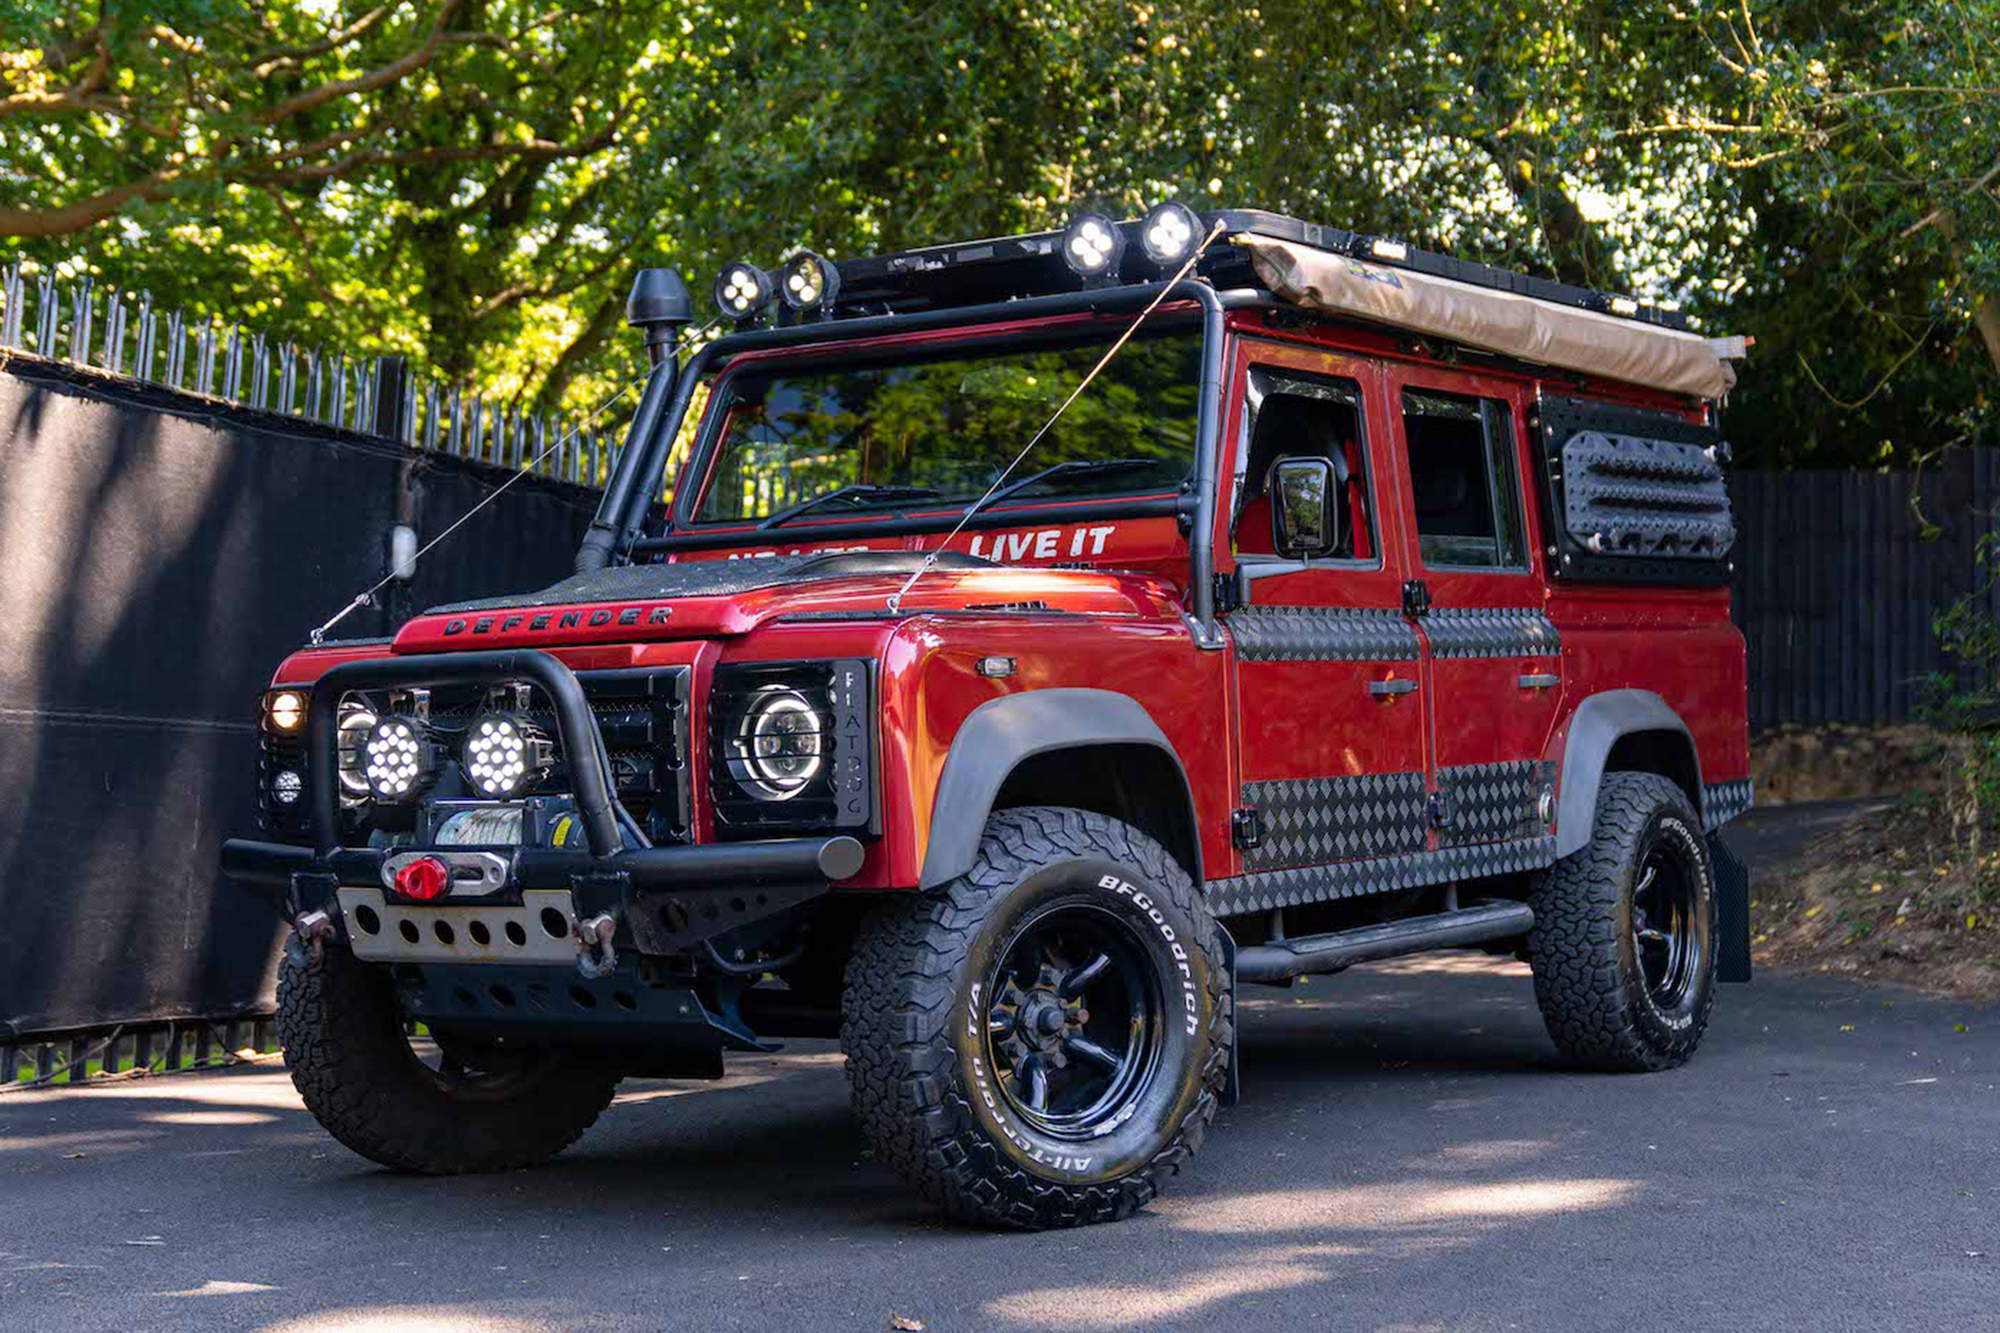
[1517,673,1561,690]
[1368,678,1417,697]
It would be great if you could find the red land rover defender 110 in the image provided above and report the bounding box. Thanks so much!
[224,204,1753,1229]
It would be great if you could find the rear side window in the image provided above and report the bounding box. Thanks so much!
[1401,390,1525,570]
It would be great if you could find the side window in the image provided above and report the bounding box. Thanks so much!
[1233,369,1376,563]
[1401,390,1526,570]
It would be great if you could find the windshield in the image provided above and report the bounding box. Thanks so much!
[693,326,1201,524]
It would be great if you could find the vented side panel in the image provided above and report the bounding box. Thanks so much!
[1534,395,1735,586]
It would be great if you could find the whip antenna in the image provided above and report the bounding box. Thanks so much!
[887,219,1226,613]
[307,368,654,647]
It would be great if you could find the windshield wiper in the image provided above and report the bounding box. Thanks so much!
[958,458,1161,525]
[759,483,944,530]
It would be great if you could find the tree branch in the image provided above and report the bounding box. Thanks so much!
[254,0,466,127]
[0,165,181,237]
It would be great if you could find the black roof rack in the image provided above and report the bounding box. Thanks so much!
[797,207,1687,333]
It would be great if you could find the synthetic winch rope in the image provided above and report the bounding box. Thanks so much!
[886,219,1228,613]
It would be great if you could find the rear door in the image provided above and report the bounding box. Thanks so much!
[1218,341,1433,915]
[1384,364,1563,851]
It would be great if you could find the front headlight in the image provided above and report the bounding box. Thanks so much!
[731,686,824,799]
[710,660,873,836]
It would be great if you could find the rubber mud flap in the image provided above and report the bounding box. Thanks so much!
[1710,832,1752,983]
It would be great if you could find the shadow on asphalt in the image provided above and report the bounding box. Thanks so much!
[3,951,1993,1332]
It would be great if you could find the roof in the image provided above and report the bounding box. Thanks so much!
[774,206,1740,399]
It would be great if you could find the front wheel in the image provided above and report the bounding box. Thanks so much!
[842,808,1233,1229]
[1528,771,1717,1071]
[277,947,621,1173]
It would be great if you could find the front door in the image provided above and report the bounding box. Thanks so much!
[1384,364,1563,852]
[1217,343,1432,918]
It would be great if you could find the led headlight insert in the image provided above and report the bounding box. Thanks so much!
[728,686,825,800]
[1061,212,1124,279]
[778,250,841,315]
[461,714,554,799]
[714,261,773,321]
[1139,201,1201,266]
[361,716,435,802]
[336,700,379,797]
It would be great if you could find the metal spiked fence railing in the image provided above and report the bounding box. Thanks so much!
[0,259,636,490]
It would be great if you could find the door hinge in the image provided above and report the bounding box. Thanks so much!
[1402,579,1431,618]
[1213,570,1244,616]
[1231,807,1265,850]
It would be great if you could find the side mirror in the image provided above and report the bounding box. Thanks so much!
[1269,455,1340,560]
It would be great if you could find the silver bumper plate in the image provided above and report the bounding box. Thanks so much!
[337,886,578,965]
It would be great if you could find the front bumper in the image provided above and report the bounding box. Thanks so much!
[222,832,864,958]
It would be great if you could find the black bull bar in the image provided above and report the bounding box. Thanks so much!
[220,649,865,955]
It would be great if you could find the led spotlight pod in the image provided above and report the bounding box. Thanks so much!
[777,250,841,315]
[360,716,437,803]
[1060,212,1125,280]
[713,261,774,322]
[1139,201,1202,267]
[460,714,554,799]
[271,769,304,806]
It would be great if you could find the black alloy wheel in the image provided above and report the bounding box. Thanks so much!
[1631,844,1703,1010]
[983,905,1165,1137]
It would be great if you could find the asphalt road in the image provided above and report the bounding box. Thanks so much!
[3,818,1995,1332]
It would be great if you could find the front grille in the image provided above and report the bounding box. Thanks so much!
[261,667,692,846]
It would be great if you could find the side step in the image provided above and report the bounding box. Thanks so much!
[1234,901,1535,984]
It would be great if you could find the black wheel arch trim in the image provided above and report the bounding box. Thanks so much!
[918,689,1201,890]
[1554,689,1706,858]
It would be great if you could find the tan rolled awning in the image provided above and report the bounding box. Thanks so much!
[1239,235,1738,400]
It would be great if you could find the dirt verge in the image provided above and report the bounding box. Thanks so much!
[1754,791,2000,999]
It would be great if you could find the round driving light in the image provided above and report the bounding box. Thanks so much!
[729,686,825,800]
[392,856,450,901]
[1060,211,1125,279]
[1139,200,1201,266]
[267,691,304,732]
[713,261,774,321]
[361,715,434,803]
[271,769,303,805]
[777,250,841,315]
[461,714,552,799]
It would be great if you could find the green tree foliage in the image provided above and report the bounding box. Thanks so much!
[1,0,1993,463]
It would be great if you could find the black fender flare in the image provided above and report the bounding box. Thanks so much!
[1554,689,1705,858]
[917,689,1200,890]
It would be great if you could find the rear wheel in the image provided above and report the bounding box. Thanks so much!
[1528,771,1716,1071]
[842,807,1232,1229]
[278,947,620,1173]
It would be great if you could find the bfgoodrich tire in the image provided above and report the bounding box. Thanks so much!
[1528,771,1717,1071]
[842,807,1233,1229]
[278,947,621,1173]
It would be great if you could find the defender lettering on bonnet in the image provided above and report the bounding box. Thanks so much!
[442,605,673,635]
[230,202,1750,1232]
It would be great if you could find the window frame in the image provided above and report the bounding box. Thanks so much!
[677,320,1205,530]
[1231,365,1382,572]
[1399,387,1530,575]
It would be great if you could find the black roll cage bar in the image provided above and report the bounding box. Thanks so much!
[579,279,1272,647]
